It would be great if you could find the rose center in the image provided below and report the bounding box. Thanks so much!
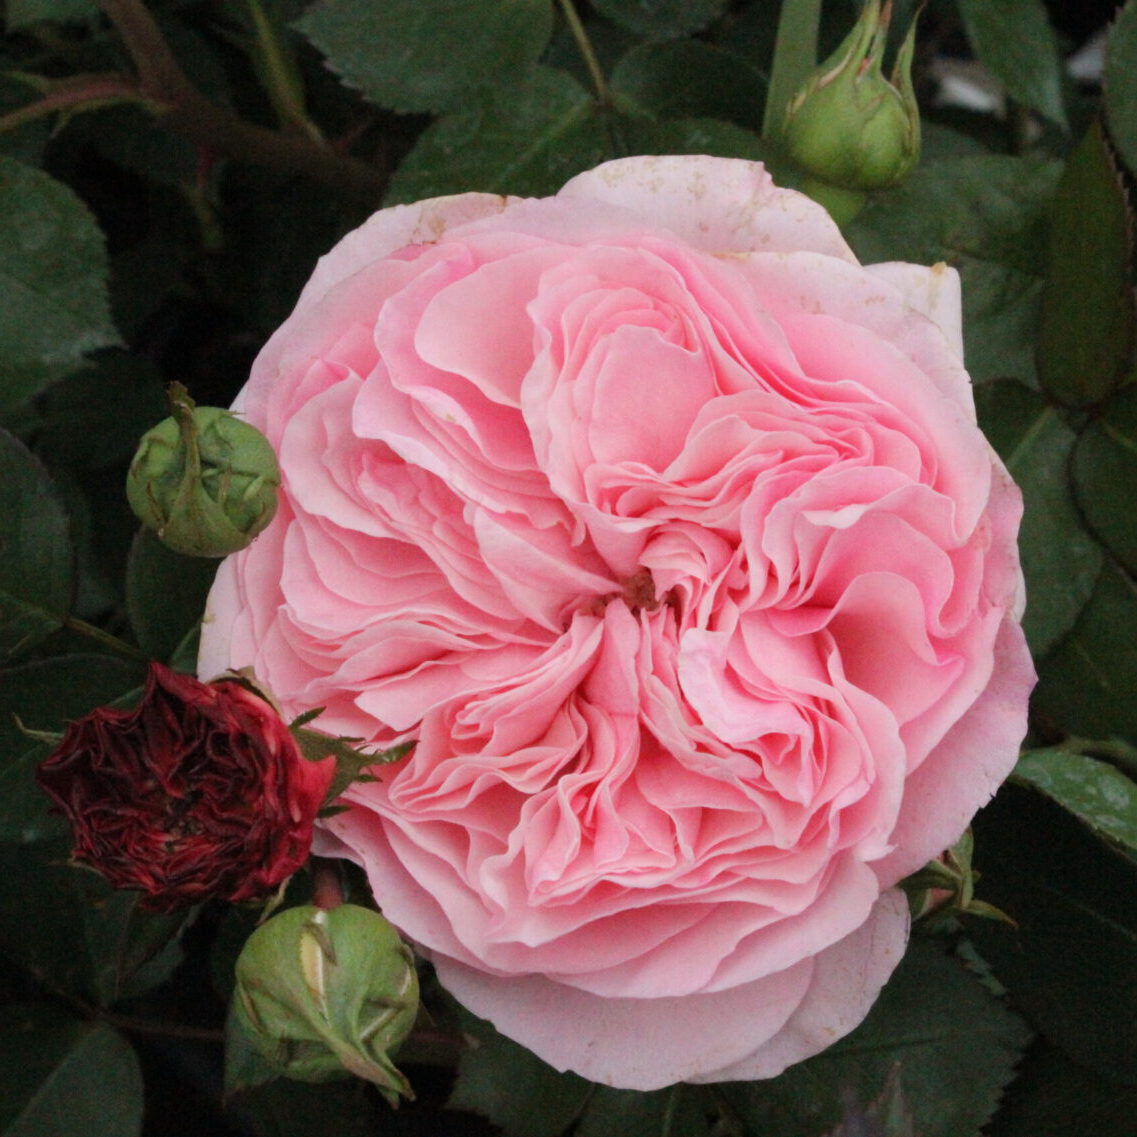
[582,568,675,617]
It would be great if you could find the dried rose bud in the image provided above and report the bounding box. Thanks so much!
[233,904,419,1106]
[35,663,334,911]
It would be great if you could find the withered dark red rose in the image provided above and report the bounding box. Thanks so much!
[36,662,334,910]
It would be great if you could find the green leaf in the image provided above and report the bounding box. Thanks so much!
[386,67,612,203]
[449,1009,594,1137]
[0,838,184,1007]
[1105,0,1137,182]
[4,0,98,29]
[1013,747,1137,853]
[0,1009,142,1137]
[0,158,118,411]
[1070,385,1137,575]
[970,782,1137,1083]
[849,155,1058,270]
[822,1065,915,1137]
[957,0,1067,129]
[577,1085,710,1137]
[973,381,1102,655]
[1036,120,1135,408]
[0,430,75,660]
[21,354,168,470]
[295,0,554,114]
[591,0,727,40]
[992,1041,1137,1137]
[1032,559,1137,743]
[125,528,217,662]
[227,1074,386,1137]
[848,157,1061,384]
[714,938,1032,1137]
[619,116,771,164]
[0,653,143,842]
[611,40,764,130]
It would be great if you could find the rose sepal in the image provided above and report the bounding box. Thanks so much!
[903,830,1016,928]
[286,706,415,808]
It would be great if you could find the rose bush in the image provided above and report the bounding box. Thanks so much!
[37,662,334,910]
[199,156,1034,1089]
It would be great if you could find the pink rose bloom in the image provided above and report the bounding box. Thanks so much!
[200,156,1034,1090]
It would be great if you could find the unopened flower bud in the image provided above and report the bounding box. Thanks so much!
[127,382,280,557]
[233,904,419,1106]
[783,0,920,193]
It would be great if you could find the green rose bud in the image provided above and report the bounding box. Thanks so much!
[783,0,920,197]
[232,904,419,1106]
[126,382,280,557]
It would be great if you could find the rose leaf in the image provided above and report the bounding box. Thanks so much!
[1032,559,1137,743]
[576,1085,712,1137]
[957,0,1068,130]
[4,0,98,29]
[989,1040,1137,1137]
[974,380,1102,656]
[1105,0,1137,183]
[1070,384,1137,577]
[848,156,1061,385]
[449,1007,595,1137]
[591,0,727,42]
[294,0,554,116]
[0,1009,142,1137]
[610,40,765,130]
[0,430,76,661]
[0,836,185,1008]
[1036,119,1135,409]
[125,528,218,663]
[969,782,1137,1083]
[0,158,119,412]
[713,938,1032,1137]
[1012,747,1137,854]
[385,67,611,204]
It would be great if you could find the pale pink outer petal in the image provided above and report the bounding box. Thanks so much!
[557,155,857,261]
[866,261,964,360]
[872,618,1035,885]
[687,890,910,1083]
[295,193,516,316]
[433,890,909,1090]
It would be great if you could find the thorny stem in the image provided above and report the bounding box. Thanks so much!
[558,0,610,106]
[94,0,385,198]
[0,72,148,134]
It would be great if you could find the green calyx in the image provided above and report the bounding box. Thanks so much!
[126,382,281,558]
[232,904,419,1106]
[783,0,920,195]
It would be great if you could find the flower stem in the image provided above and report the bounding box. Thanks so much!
[94,0,384,197]
[64,616,150,663]
[558,0,610,107]
[311,858,345,910]
[762,0,824,143]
